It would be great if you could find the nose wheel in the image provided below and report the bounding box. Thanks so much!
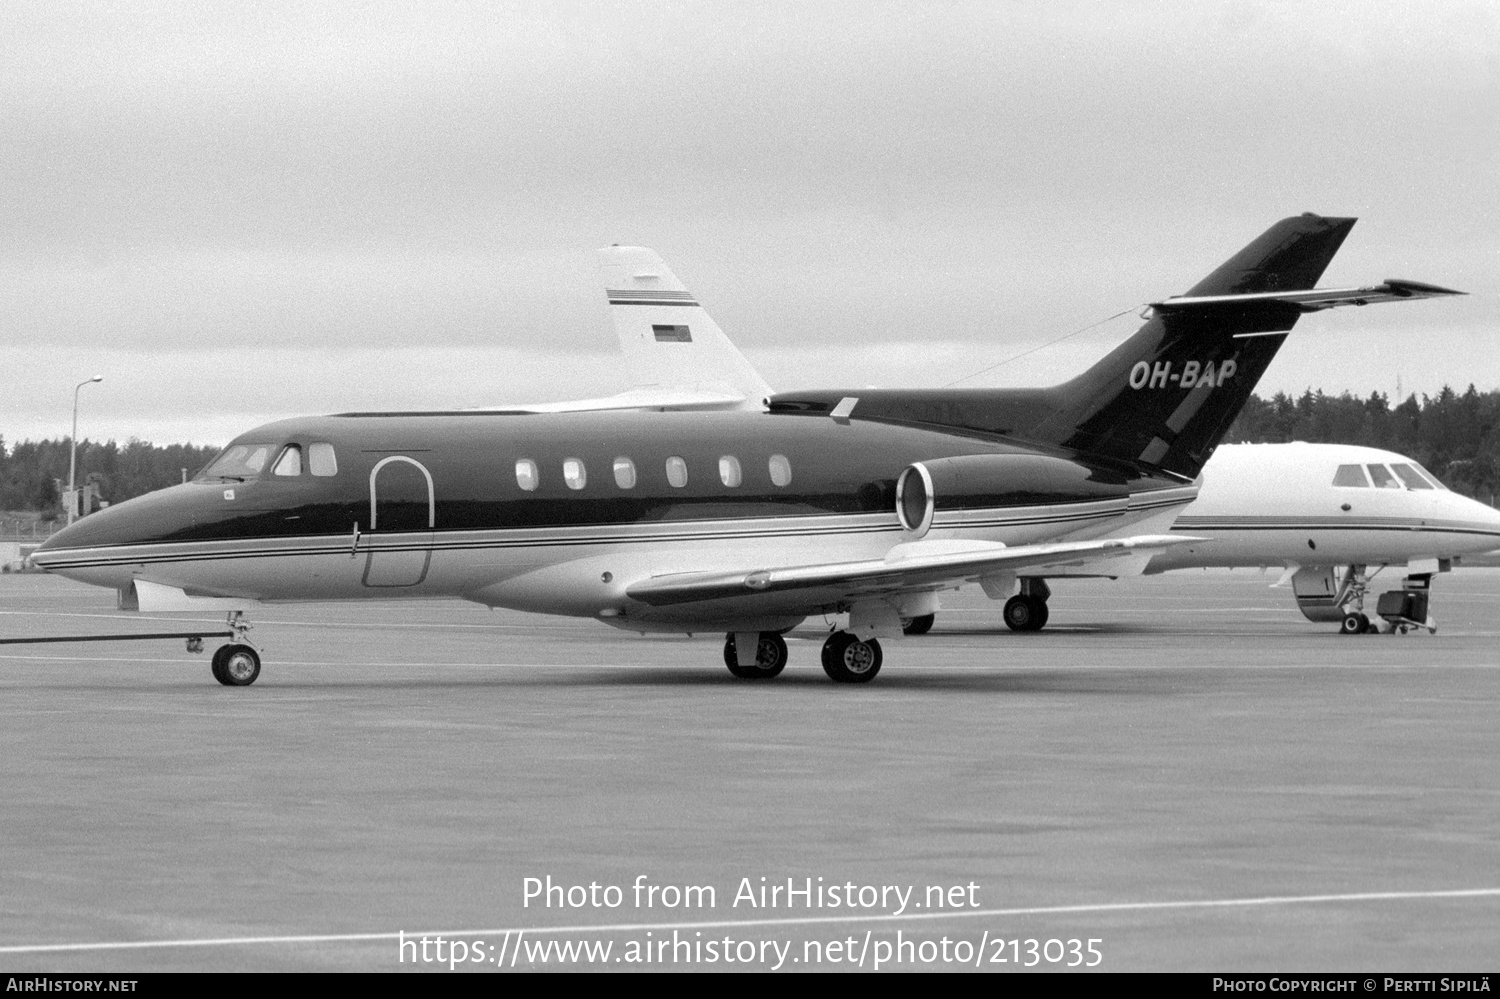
[1339,612,1373,635]
[211,644,261,686]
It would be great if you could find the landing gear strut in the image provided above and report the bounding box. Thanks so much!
[723,631,788,679]
[821,632,882,683]
[210,611,262,686]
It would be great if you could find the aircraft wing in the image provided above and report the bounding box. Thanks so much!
[1151,278,1465,314]
[626,535,1197,608]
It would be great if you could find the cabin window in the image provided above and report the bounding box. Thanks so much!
[613,457,637,489]
[1391,463,1436,490]
[1331,464,1368,487]
[203,443,271,479]
[272,445,303,476]
[563,458,587,490]
[719,455,742,487]
[665,456,688,488]
[1367,464,1401,489]
[769,454,792,487]
[515,459,539,491]
[308,442,338,476]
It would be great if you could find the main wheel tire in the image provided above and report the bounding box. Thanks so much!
[901,614,935,636]
[1003,595,1048,632]
[722,632,788,679]
[821,632,882,683]
[1357,613,1373,633]
[218,644,261,686]
[1340,613,1364,635]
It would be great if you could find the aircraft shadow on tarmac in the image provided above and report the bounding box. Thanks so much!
[203,665,1221,695]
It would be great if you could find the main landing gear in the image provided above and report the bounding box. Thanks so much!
[722,631,788,679]
[209,611,262,686]
[901,614,935,636]
[720,630,883,683]
[821,632,882,684]
[1003,578,1051,632]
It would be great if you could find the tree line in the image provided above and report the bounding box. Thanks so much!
[2,384,1497,514]
[0,437,220,515]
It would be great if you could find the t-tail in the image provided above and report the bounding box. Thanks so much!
[768,214,1463,479]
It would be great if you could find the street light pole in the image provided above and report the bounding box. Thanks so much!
[67,375,104,525]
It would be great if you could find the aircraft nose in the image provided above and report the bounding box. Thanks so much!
[33,484,204,563]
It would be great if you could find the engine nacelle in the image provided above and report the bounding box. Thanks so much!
[895,453,1132,538]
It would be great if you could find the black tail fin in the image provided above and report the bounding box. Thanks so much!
[770,214,1359,479]
[1026,213,1358,475]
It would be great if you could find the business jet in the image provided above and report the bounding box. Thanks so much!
[1144,442,1500,634]
[31,215,1462,685]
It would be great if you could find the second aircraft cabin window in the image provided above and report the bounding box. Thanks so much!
[613,457,636,489]
[272,445,303,476]
[563,458,587,490]
[516,459,539,491]
[1331,464,1368,487]
[769,454,792,487]
[719,456,742,487]
[665,456,688,488]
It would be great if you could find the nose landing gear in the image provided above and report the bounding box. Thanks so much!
[210,611,262,686]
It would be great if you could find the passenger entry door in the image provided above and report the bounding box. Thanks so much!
[363,455,434,587]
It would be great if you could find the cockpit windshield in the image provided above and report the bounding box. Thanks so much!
[1393,462,1446,490]
[201,443,273,481]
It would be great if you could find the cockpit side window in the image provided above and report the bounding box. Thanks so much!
[1332,464,1368,487]
[1411,462,1447,490]
[202,443,272,480]
[272,445,303,476]
[1391,463,1436,490]
[1367,464,1401,489]
[308,442,338,476]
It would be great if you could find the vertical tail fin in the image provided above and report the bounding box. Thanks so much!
[1030,214,1358,473]
[598,246,773,408]
[769,214,1435,480]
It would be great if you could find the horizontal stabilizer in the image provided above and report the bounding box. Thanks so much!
[1151,279,1465,315]
[627,534,1197,607]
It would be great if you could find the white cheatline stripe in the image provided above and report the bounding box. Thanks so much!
[2,887,1497,955]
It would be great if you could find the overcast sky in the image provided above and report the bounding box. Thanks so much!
[2,1,1495,447]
